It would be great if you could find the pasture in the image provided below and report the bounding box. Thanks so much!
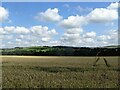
[1,56,119,88]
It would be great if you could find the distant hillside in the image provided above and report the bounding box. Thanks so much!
[104,45,120,48]
[0,45,119,56]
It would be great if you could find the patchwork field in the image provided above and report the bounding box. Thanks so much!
[1,56,119,88]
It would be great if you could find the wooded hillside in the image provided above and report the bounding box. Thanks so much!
[1,46,119,56]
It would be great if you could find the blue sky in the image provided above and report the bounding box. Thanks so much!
[2,3,111,27]
[0,2,118,48]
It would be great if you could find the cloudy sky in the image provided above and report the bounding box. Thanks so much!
[0,2,118,48]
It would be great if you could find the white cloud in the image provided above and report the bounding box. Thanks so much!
[1,3,118,48]
[66,28,83,34]
[1,35,13,44]
[87,8,118,23]
[1,27,118,48]
[35,8,62,22]
[14,27,30,34]
[19,35,24,39]
[60,15,86,28]
[5,35,13,40]
[0,27,6,34]
[49,41,61,46]
[60,2,118,29]
[108,29,118,40]
[0,26,30,35]
[60,28,83,46]
[31,25,58,42]
[31,26,48,36]
[41,37,50,42]
[4,26,15,32]
[60,27,118,47]
[0,35,3,40]
[61,33,81,46]
[31,25,58,36]
[61,31,96,47]
[61,33,80,42]
[97,29,118,46]
[16,38,22,42]
[84,38,95,43]
[107,2,118,10]
[83,31,96,38]
[97,35,111,41]
[98,30,118,42]
[86,2,118,23]
[8,41,12,44]
[1,25,58,47]
[0,7,9,22]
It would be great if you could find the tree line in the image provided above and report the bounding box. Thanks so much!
[1,46,119,56]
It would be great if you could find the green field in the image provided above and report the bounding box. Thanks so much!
[1,56,119,88]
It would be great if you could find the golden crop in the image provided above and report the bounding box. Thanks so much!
[2,56,119,88]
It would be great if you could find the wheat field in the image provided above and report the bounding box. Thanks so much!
[1,56,119,88]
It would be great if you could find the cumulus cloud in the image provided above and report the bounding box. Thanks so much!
[0,7,9,22]
[84,38,95,44]
[41,37,51,42]
[60,28,117,47]
[60,15,86,28]
[86,8,118,23]
[31,25,58,36]
[61,33,80,42]
[97,35,111,41]
[0,26,30,34]
[1,26,118,47]
[5,35,13,40]
[86,2,118,23]
[66,28,83,34]
[97,29,118,46]
[107,29,118,40]
[16,38,22,42]
[61,31,95,47]
[60,2,118,29]
[35,8,62,22]
[1,25,58,44]
[31,25,58,42]
[1,3,118,48]
[98,30,118,42]
[4,26,15,32]
[107,2,118,10]
[83,31,96,38]
[49,41,61,46]
[60,28,84,46]
[14,27,30,34]
[19,35,24,39]
[0,27,6,34]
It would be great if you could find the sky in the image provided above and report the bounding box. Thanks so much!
[0,2,118,48]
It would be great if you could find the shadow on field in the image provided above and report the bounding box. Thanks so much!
[29,66,119,73]
[3,65,119,73]
[31,67,86,73]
